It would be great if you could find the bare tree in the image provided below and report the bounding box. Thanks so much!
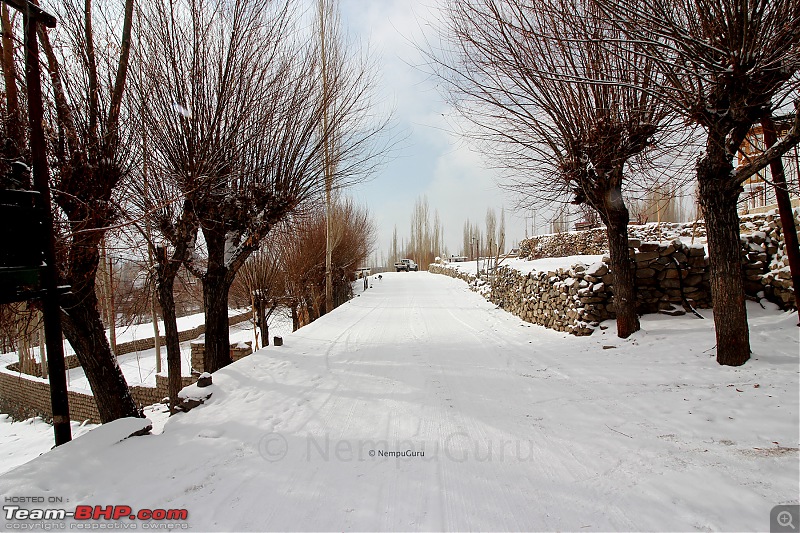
[435,0,677,337]
[280,210,326,328]
[498,207,506,254]
[138,0,311,374]
[327,198,375,302]
[317,0,343,316]
[485,207,497,257]
[137,0,385,374]
[459,219,482,259]
[410,195,434,267]
[0,302,41,375]
[125,123,200,410]
[280,198,374,327]
[433,208,443,259]
[462,220,471,258]
[230,235,289,348]
[550,209,570,235]
[97,237,117,352]
[631,183,684,224]
[37,0,140,422]
[389,225,399,267]
[600,0,800,364]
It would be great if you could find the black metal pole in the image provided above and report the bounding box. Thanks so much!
[22,6,71,445]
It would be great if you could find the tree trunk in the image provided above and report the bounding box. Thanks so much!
[151,291,162,373]
[251,296,260,349]
[604,203,640,338]
[155,271,181,412]
[199,219,234,373]
[1,4,23,156]
[304,294,319,324]
[762,115,800,321]
[263,314,270,348]
[202,268,232,373]
[38,312,47,379]
[61,294,140,422]
[257,298,269,347]
[17,302,32,375]
[99,238,117,353]
[698,155,751,366]
[55,205,142,422]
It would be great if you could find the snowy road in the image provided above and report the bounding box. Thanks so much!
[1,272,798,531]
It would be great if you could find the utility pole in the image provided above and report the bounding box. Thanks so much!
[317,0,339,313]
[8,0,72,445]
[320,0,332,311]
[319,0,334,315]
[137,2,161,370]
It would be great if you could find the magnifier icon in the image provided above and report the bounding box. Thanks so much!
[778,511,796,530]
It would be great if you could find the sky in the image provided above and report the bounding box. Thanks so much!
[331,0,535,259]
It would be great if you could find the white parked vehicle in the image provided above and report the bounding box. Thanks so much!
[394,258,419,272]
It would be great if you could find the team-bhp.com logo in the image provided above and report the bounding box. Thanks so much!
[4,504,188,525]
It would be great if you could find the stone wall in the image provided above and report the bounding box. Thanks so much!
[517,209,798,310]
[520,220,711,259]
[431,237,712,335]
[430,208,798,336]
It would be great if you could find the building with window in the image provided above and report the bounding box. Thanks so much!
[737,113,800,214]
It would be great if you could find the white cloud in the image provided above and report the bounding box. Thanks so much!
[332,0,533,259]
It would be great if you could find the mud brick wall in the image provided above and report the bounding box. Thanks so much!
[190,341,253,374]
[0,312,253,422]
[0,372,102,423]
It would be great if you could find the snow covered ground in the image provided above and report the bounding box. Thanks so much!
[0,405,175,479]
[447,254,607,277]
[0,310,213,367]
[0,309,292,390]
[0,271,798,531]
[0,415,95,475]
[64,311,292,390]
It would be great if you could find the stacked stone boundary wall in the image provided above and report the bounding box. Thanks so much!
[517,210,797,309]
[430,209,797,336]
[0,312,253,423]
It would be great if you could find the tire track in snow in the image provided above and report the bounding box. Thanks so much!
[425,275,641,530]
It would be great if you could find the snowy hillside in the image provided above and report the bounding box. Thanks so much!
[0,272,798,531]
